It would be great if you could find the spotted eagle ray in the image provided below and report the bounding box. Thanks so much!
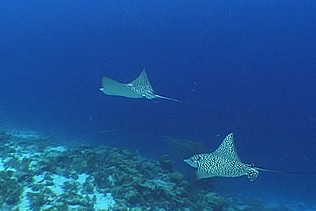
[184,133,260,181]
[185,133,316,181]
[100,69,228,111]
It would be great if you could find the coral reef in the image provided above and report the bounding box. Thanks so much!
[0,129,306,210]
[0,130,223,210]
[0,170,23,206]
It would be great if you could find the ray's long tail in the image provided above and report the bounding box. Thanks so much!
[154,94,232,113]
[254,166,316,175]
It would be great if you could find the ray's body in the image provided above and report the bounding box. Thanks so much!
[100,69,228,111]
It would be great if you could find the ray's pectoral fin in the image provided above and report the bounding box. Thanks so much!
[197,169,213,179]
[100,69,157,99]
[100,76,143,99]
[214,133,240,161]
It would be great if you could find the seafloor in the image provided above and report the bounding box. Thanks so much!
[0,130,313,211]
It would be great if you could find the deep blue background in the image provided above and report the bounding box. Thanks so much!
[1,0,316,204]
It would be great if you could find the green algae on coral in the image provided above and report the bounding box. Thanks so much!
[0,171,23,205]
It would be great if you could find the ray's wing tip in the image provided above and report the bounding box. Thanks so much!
[222,132,234,141]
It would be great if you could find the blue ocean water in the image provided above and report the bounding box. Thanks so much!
[1,0,316,208]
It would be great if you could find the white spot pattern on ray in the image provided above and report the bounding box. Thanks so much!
[214,133,241,162]
[184,133,259,181]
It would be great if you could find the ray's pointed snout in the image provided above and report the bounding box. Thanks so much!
[184,158,198,168]
[99,87,106,94]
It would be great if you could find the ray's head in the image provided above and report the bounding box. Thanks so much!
[184,154,203,168]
